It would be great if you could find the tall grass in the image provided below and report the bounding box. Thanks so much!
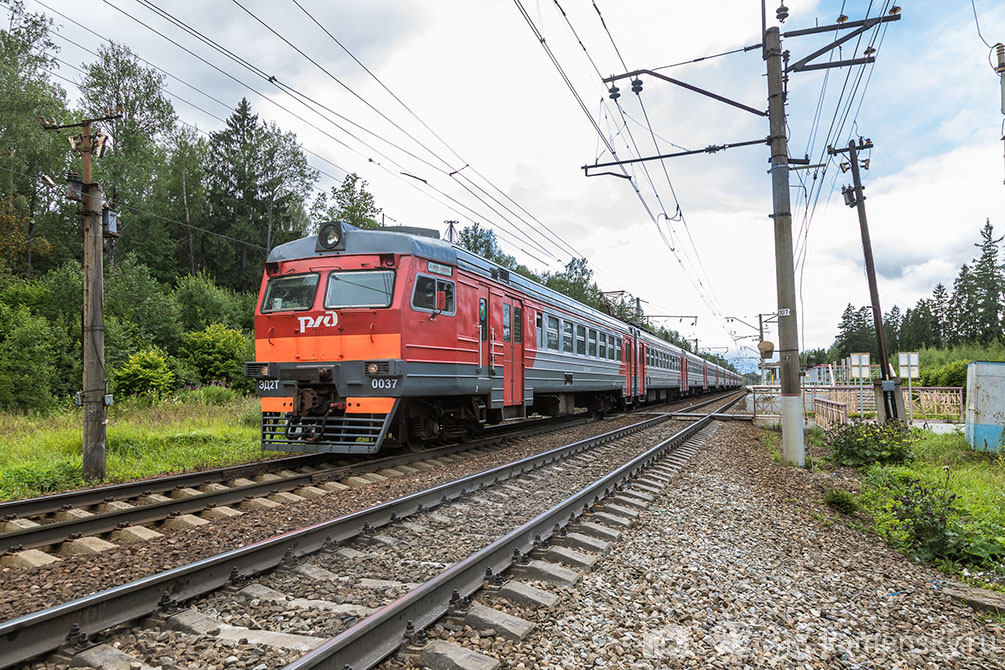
[0,391,264,500]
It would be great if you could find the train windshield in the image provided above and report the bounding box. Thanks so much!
[261,273,319,312]
[325,270,395,308]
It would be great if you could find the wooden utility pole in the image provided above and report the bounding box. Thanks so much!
[831,138,899,420]
[80,123,106,481]
[45,114,120,481]
[764,26,805,466]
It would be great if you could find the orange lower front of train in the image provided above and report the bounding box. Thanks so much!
[245,222,742,454]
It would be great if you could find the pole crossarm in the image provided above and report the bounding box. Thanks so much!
[785,15,900,73]
[583,137,767,175]
[602,69,767,117]
[41,113,123,131]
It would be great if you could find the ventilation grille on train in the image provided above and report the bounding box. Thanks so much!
[260,409,395,455]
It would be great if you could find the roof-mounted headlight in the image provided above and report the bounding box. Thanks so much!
[317,222,344,251]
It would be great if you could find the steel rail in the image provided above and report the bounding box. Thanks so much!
[0,413,593,520]
[0,412,676,669]
[284,394,743,669]
[0,413,596,554]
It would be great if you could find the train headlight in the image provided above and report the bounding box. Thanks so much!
[318,222,343,250]
[367,363,379,374]
[259,364,270,377]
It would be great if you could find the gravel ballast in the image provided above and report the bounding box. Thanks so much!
[421,421,1003,669]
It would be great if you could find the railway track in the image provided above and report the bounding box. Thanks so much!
[0,392,739,562]
[0,392,742,669]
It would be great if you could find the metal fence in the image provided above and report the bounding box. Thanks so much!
[751,385,964,423]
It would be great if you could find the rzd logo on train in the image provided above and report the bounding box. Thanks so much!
[298,311,338,332]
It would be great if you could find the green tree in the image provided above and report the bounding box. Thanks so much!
[178,323,253,390]
[78,41,178,277]
[930,283,949,347]
[456,222,541,281]
[207,99,316,290]
[969,219,1004,345]
[543,258,606,312]
[948,264,979,345]
[311,172,381,229]
[0,1,73,277]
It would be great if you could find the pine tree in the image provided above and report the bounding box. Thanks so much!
[948,264,979,345]
[970,219,1004,344]
[930,283,949,347]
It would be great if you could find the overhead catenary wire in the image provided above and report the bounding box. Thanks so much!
[138,0,569,265]
[83,0,556,264]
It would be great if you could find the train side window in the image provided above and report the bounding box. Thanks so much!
[503,304,511,342]
[514,307,522,343]
[599,333,607,359]
[588,329,597,357]
[609,339,616,361]
[616,338,622,361]
[536,313,542,345]
[479,298,488,341]
[547,316,560,350]
[411,275,455,315]
[562,321,574,353]
[576,325,586,355]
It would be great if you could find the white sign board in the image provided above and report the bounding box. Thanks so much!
[849,352,871,379]
[898,352,920,379]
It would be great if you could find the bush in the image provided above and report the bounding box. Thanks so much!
[0,303,57,411]
[114,348,177,397]
[174,273,246,332]
[920,359,970,388]
[178,323,253,391]
[825,420,915,467]
[824,488,859,514]
[104,258,182,351]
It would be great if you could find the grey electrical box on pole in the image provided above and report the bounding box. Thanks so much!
[764,26,805,466]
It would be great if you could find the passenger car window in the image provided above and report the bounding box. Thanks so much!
[588,329,597,357]
[326,270,395,309]
[562,321,574,353]
[503,304,511,341]
[410,275,455,314]
[576,325,586,355]
[547,316,560,350]
[262,273,319,312]
[599,333,607,359]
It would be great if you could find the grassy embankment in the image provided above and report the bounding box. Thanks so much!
[0,388,263,501]
[779,422,1005,590]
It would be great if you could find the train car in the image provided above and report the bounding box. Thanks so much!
[245,222,741,454]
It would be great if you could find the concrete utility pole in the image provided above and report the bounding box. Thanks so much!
[764,26,805,466]
[585,5,900,465]
[45,114,119,481]
[832,138,899,420]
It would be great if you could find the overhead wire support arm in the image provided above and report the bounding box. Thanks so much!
[583,137,768,176]
[785,14,902,73]
[602,69,767,117]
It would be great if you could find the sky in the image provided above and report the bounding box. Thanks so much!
[18,0,1005,372]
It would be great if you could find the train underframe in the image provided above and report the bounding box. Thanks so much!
[262,382,724,454]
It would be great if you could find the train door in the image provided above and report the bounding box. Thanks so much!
[703,363,709,391]
[638,342,647,397]
[477,288,490,375]
[500,298,524,405]
[680,353,687,394]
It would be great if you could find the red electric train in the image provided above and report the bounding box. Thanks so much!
[245,222,741,454]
